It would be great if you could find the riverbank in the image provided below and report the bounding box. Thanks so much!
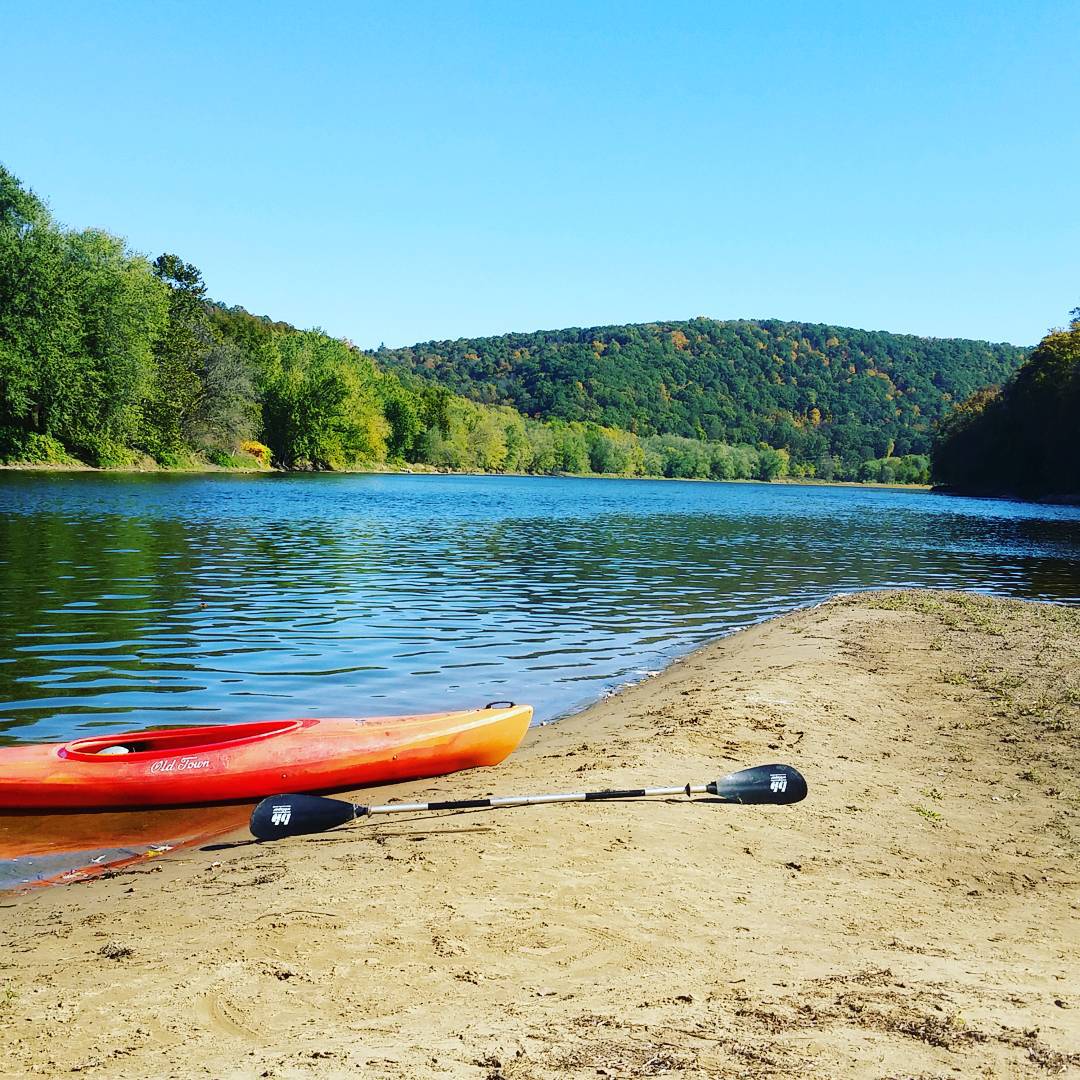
[2,591,1077,1078]
[0,457,931,493]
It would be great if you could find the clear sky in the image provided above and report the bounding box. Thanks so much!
[4,1,1076,347]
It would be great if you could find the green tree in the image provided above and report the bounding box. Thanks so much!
[524,420,558,472]
[551,421,589,473]
[501,409,531,471]
[143,254,211,457]
[0,167,168,463]
[933,309,1079,497]
[757,446,789,481]
[63,230,168,462]
[262,331,387,469]
[381,384,423,460]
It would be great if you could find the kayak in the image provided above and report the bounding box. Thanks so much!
[0,703,532,811]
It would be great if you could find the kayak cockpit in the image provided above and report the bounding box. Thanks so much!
[59,720,307,761]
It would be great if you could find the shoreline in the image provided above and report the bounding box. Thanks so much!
[1,589,1077,1076]
[0,460,932,494]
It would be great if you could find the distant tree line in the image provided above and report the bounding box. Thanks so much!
[933,310,1079,499]
[376,318,1025,479]
[0,164,947,485]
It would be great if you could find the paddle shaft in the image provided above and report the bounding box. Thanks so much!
[362,783,710,817]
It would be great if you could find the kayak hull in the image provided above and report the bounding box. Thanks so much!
[0,705,532,810]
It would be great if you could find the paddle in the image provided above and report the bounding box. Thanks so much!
[249,763,807,841]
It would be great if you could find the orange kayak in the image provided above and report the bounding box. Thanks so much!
[0,703,532,810]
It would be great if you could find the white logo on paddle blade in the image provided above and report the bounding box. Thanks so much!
[770,773,787,793]
[271,805,292,826]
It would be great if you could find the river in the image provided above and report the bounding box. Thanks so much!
[2,471,1078,744]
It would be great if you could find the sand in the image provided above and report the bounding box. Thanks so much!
[1,590,1078,1079]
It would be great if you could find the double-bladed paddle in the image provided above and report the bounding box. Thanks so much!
[250,763,807,841]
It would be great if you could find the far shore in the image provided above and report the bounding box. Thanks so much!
[2,590,1076,1077]
[0,458,932,493]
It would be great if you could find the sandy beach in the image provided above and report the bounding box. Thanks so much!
[1,590,1077,1079]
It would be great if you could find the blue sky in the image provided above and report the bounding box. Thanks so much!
[4,1,1076,347]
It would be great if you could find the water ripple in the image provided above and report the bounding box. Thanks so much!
[0,472,1078,742]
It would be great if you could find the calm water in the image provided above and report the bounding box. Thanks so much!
[1,472,1079,745]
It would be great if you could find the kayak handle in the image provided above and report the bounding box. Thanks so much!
[484,700,516,710]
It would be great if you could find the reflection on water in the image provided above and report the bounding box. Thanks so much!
[1,472,1078,744]
[0,803,253,889]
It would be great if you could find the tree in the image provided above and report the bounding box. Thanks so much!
[524,420,558,472]
[143,254,212,457]
[0,165,49,233]
[586,426,644,475]
[187,337,258,450]
[0,168,167,463]
[144,254,261,458]
[552,421,589,473]
[261,331,387,469]
[758,446,789,481]
[382,390,422,460]
[0,204,75,442]
[63,230,168,461]
[933,308,1080,497]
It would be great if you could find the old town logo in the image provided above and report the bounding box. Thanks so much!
[149,757,211,774]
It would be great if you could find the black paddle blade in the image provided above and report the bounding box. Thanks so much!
[708,764,807,805]
[250,793,361,840]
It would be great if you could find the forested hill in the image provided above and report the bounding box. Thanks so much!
[377,320,1026,473]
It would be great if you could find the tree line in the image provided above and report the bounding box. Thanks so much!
[932,310,1079,499]
[376,318,1026,479]
[1,164,943,484]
